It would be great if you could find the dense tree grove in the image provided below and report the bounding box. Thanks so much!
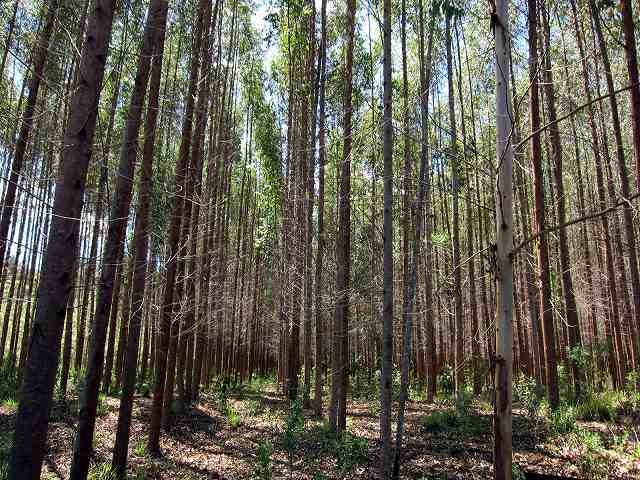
[0,0,639,476]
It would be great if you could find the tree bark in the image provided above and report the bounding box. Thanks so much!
[8,0,117,474]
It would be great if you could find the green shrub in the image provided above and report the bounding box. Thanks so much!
[422,410,458,432]
[549,406,577,435]
[282,400,304,455]
[514,374,543,419]
[88,462,118,480]
[633,443,640,460]
[252,439,273,480]
[133,439,146,457]
[0,459,7,480]
[437,365,454,395]
[0,363,18,405]
[226,407,241,429]
[245,399,263,417]
[335,431,368,473]
[96,393,109,416]
[511,463,525,480]
[576,393,615,422]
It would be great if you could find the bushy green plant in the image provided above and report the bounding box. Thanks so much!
[576,393,616,422]
[422,410,458,433]
[437,365,454,395]
[226,407,242,429]
[252,438,273,480]
[455,387,473,417]
[513,374,543,419]
[335,431,368,473]
[133,439,147,457]
[245,398,263,417]
[632,443,640,460]
[549,406,577,435]
[96,393,109,416]
[511,463,525,480]
[0,363,18,405]
[87,462,118,480]
[566,429,607,479]
[282,400,304,455]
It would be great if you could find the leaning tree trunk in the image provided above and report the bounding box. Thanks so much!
[8,0,117,475]
[68,0,169,475]
[111,29,166,475]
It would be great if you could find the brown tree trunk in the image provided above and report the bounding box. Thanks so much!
[69,0,169,474]
[111,29,166,474]
[0,0,59,286]
[8,0,117,474]
[148,0,209,453]
[528,0,559,409]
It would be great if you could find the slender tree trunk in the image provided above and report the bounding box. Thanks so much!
[69,0,169,474]
[445,15,464,397]
[148,0,209,453]
[392,10,434,478]
[528,0,559,408]
[0,0,59,286]
[329,0,355,432]
[493,0,515,474]
[379,0,394,467]
[313,0,327,417]
[540,4,583,400]
[112,29,166,474]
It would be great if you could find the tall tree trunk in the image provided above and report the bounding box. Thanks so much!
[111,30,166,474]
[329,0,355,432]
[0,0,59,286]
[148,0,209,453]
[379,0,394,467]
[8,0,117,474]
[493,0,515,474]
[540,4,583,400]
[392,9,434,478]
[445,15,464,397]
[528,0,559,409]
[313,0,327,417]
[68,0,169,474]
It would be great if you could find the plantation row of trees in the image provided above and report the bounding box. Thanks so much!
[0,0,638,476]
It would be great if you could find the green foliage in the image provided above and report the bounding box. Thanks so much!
[576,393,616,422]
[549,406,577,435]
[334,431,368,473]
[282,400,304,456]
[423,410,458,433]
[511,463,525,480]
[244,399,263,417]
[513,374,543,419]
[87,462,118,480]
[632,443,640,460]
[302,424,368,475]
[226,407,242,429]
[0,363,18,405]
[133,439,146,457]
[96,393,109,416]
[569,429,608,479]
[437,365,454,395]
[252,439,273,480]
[0,459,6,480]
[421,407,488,436]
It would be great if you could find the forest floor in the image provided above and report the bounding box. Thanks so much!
[1,380,640,479]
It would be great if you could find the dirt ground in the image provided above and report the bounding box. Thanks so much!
[1,384,639,479]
